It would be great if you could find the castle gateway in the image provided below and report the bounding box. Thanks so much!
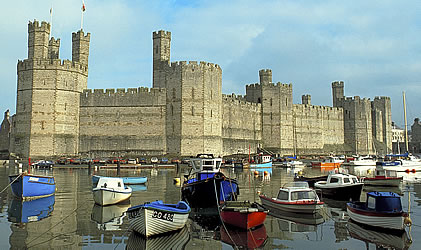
[2,20,392,159]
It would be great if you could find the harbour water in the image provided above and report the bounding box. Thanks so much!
[0,164,420,249]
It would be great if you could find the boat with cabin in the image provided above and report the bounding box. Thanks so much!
[348,155,376,166]
[9,173,56,200]
[92,177,132,206]
[346,191,411,231]
[127,200,191,237]
[245,153,272,168]
[220,200,268,230]
[314,173,363,201]
[181,154,239,208]
[311,156,343,169]
[259,182,324,214]
[362,167,403,186]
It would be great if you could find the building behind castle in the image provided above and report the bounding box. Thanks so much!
[0,20,394,159]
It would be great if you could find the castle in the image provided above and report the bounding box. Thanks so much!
[0,20,392,159]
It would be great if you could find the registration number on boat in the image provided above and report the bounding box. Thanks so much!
[152,210,174,222]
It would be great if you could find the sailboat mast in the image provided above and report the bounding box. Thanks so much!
[403,91,409,153]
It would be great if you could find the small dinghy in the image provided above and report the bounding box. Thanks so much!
[92,177,132,206]
[127,200,191,237]
[259,182,324,214]
[346,191,411,231]
[220,200,268,230]
[92,175,147,186]
[9,173,56,200]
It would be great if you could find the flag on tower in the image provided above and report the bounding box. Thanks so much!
[82,2,86,12]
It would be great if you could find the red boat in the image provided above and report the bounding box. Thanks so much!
[220,201,268,230]
[220,224,267,249]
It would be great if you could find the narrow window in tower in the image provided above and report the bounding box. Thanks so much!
[270,98,273,106]
[171,104,174,116]
[192,106,194,116]
[155,46,158,54]
[192,88,195,99]
[64,103,67,111]
[285,97,288,106]
[172,88,176,99]
[211,110,213,118]
[271,113,273,120]
[41,121,45,130]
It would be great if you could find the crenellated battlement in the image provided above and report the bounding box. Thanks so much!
[28,20,50,32]
[17,58,88,74]
[332,81,344,88]
[259,69,272,74]
[343,96,371,103]
[374,96,391,101]
[72,30,91,41]
[153,30,171,39]
[169,60,222,71]
[49,37,60,47]
[223,94,261,107]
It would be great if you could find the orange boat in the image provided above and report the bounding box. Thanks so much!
[220,201,268,230]
[311,156,344,169]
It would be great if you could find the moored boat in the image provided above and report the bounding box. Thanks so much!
[92,175,147,186]
[181,154,239,208]
[362,167,403,186]
[220,200,268,230]
[245,153,272,168]
[9,173,56,200]
[314,173,363,201]
[348,155,376,166]
[311,156,343,168]
[294,174,328,188]
[346,191,411,231]
[259,182,324,214]
[92,177,132,206]
[127,200,191,237]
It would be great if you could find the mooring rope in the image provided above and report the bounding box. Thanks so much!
[213,178,238,250]
[0,172,24,194]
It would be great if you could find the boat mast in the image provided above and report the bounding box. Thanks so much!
[403,91,409,153]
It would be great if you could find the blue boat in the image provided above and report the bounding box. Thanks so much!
[9,173,56,200]
[181,154,239,208]
[8,195,55,223]
[92,175,147,186]
[246,154,273,168]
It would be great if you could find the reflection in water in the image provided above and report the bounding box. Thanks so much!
[91,202,131,231]
[8,195,55,223]
[127,184,147,192]
[220,224,267,249]
[347,220,412,250]
[363,184,403,195]
[126,225,190,250]
[270,210,326,227]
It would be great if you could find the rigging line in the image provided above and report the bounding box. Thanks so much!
[213,178,238,250]
[0,172,24,194]
[27,230,78,249]
[114,227,131,250]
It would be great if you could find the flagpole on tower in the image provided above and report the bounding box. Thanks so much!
[81,0,86,30]
[49,4,53,38]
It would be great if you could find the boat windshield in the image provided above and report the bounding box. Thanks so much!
[291,191,317,200]
[283,182,309,189]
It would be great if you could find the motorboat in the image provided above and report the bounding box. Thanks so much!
[220,200,268,230]
[181,154,239,208]
[346,191,411,231]
[9,173,56,200]
[92,175,147,186]
[311,156,343,169]
[348,156,376,166]
[92,177,132,206]
[314,173,363,201]
[362,167,403,187]
[245,153,272,168]
[294,174,328,188]
[127,200,191,237]
[259,182,324,214]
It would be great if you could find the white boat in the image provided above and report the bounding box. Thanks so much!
[259,182,324,214]
[348,156,376,166]
[362,167,403,186]
[92,177,132,206]
[127,200,191,237]
[314,173,363,201]
[347,191,411,231]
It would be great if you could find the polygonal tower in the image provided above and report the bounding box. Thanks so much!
[332,81,344,107]
[13,20,90,159]
[153,30,171,89]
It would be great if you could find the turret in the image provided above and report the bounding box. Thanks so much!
[153,30,171,88]
[72,30,90,65]
[48,37,60,59]
[302,94,311,105]
[28,20,50,59]
[259,69,272,84]
[332,81,344,107]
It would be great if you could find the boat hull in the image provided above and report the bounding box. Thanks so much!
[9,174,56,200]
[347,204,408,231]
[181,177,239,208]
[315,183,363,201]
[259,195,324,214]
[128,206,189,237]
[247,162,272,168]
[363,177,402,187]
[93,188,132,206]
[220,202,267,229]
[92,175,147,186]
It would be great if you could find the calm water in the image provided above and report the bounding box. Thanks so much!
[0,164,420,249]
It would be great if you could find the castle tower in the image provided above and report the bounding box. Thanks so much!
[13,20,90,159]
[302,94,311,105]
[72,30,90,66]
[372,97,392,153]
[332,81,344,107]
[28,20,50,59]
[153,30,171,89]
[259,69,272,84]
[48,37,60,59]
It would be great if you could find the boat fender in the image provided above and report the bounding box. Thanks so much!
[254,171,259,176]
[404,216,412,226]
[214,173,223,180]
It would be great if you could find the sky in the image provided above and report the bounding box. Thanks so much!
[1,0,421,129]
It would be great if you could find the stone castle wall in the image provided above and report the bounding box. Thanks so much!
[79,88,166,157]
[222,94,261,155]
